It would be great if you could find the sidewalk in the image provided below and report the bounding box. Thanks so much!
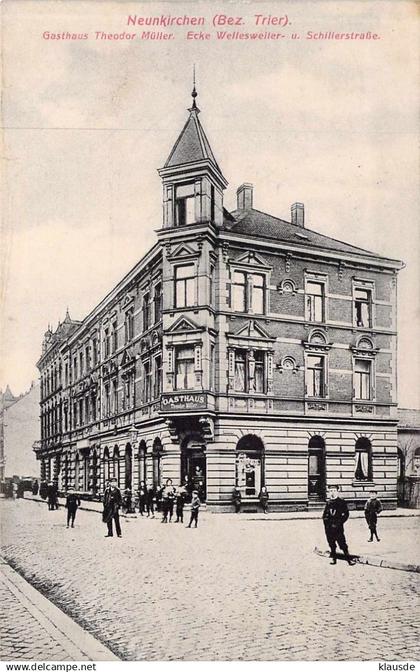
[22,491,420,520]
[0,556,119,661]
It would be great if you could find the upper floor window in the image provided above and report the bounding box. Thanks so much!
[306,281,325,322]
[125,308,134,343]
[104,327,111,358]
[232,271,265,314]
[104,383,111,416]
[154,282,162,323]
[354,358,372,400]
[154,355,162,398]
[175,264,195,308]
[143,361,152,402]
[233,349,266,394]
[112,321,118,353]
[79,351,84,377]
[91,337,98,366]
[175,183,195,226]
[354,288,372,327]
[175,346,195,390]
[85,345,90,372]
[73,356,78,381]
[143,293,150,331]
[306,354,326,397]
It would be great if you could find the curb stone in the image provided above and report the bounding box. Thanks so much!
[314,546,420,574]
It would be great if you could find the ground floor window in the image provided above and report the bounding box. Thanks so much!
[354,437,372,481]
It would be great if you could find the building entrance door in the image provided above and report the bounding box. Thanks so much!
[182,443,206,502]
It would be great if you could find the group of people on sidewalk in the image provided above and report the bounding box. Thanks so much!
[46,476,383,562]
[100,477,202,536]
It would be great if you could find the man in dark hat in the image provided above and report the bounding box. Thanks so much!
[322,484,356,566]
[102,478,122,537]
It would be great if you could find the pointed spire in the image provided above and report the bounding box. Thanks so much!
[189,64,200,113]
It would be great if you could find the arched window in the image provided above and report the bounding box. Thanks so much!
[138,440,147,487]
[103,447,110,485]
[235,434,265,498]
[113,446,120,488]
[74,454,80,490]
[152,438,163,489]
[354,437,372,481]
[91,449,98,494]
[125,444,132,490]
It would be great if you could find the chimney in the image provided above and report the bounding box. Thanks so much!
[237,183,254,210]
[291,202,305,227]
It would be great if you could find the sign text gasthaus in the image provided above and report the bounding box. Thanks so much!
[161,393,207,410]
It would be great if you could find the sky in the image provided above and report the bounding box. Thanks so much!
[1,0,419,407]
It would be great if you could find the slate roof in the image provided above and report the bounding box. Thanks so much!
[226,207,386,259]
[165,109,222,173]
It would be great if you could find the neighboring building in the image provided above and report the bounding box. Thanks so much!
[397,408,420,508]
[0,385,23,481]
[35,87,404,510]
[3,382,40,479]
[397,408,420,477]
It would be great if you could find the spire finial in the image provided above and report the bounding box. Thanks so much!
[189,64,200,113]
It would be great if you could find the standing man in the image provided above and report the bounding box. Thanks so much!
[322,485,356,566]
[65,487,81,528]
[364,490,383,542]
[232,486,242,513]
[146,482,155,518]
[47,482,55,511]
[102,478,122,538]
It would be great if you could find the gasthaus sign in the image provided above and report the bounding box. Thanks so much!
[161,393,207,410]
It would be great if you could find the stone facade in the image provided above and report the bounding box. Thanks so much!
[35,90,404,510]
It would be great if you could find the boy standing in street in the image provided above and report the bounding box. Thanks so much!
[322,485,356,566]
[364,490,383,542]
[187,490,201,528]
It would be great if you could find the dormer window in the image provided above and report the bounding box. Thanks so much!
[175,183,195,226]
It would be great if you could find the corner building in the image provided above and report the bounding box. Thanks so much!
[36,90,404,511]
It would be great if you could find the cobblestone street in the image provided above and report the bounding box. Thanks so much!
[1,499,419,661]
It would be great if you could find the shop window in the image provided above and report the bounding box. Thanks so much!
[354,288,372,327]
[235,435,265,498]
[354,359,372,400]
[175,264,195,308]
[305,281,325,322]
[175,346,195,390]
[175,183,195,226]
[306,355,326,397]
[232,271,266,314]
[354,437,373,481]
